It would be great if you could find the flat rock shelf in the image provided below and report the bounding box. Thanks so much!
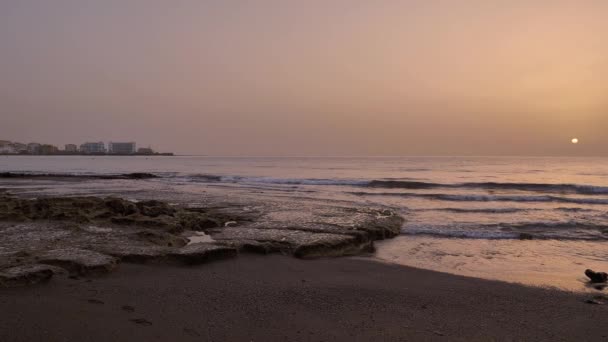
[0,194,403,286]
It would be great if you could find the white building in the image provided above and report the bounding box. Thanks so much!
[27,143,41,154]
[11,142,28,153]
[109,142,136,154]
[65,144,78,152]
[0,142,15,154]
[80,142,106,154]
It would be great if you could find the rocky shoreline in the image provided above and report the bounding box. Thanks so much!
[0,193,403,287]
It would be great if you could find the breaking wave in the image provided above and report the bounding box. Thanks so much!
[366,180,608,195]
[429,207,532,214]
[182,173,608,193]
[183,174,608,195]
[349,192,608,205]
[402,221,608,240]
[186,174,368,186]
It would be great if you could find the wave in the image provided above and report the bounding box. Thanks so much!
[189,174,223,182]
[402,229,518,240]
[0,172,159,180]
[466,182,608,195]
[402,230,608,241]
[367,180,441,189]
[402,221,608,240]
[184,174,608,195]
[555,207,596,212]
[498,221,608,232]
[29,169,605,197]
[367,180,608,195]
[429,208,532,214]
[349,191,608,205]
[245,178,368,186]
[187,174,368,186]
[5,168,608,196]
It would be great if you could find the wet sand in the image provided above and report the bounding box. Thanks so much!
[376,236,608,292]
[1,255,606,341]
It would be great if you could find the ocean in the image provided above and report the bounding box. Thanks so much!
[2,155,608,290]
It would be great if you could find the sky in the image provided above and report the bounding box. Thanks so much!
[1,0,607,156]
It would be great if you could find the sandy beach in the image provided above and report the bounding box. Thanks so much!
[1,255,607,342]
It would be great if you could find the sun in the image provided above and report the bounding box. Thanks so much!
[571,138,579,144]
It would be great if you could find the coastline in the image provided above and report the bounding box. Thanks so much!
[1,174,605,292]
[1,153,175,156]
[2,255,607,341]
[1,170,608,340]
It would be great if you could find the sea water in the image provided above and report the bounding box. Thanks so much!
[2,155,608,291]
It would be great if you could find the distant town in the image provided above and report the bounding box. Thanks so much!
[0,140,173,156]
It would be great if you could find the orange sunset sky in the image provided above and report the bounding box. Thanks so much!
[1,0,606,155]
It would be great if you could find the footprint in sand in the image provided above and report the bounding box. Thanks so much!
[130,318,152,326]
[183,328,200,337]
[121,305,135,312]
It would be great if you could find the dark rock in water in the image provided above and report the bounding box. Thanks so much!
[177,212,221,231]
[367,180,438,189]
[0,172,19,178]
[0,172,157,180]
[120,173,158,179]
[136,200,176,218]
[105,198,138,216]
[0,264,56,287]
[355,210,404,240]
[38,248,118,275]
[109,216,175,230]
[585,269,608,283]
[168,243,237,265]
[519,233,534,240]
[0,196,222,233]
